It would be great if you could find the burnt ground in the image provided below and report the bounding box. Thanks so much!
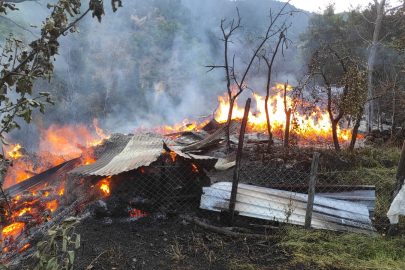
[70,215,300,270]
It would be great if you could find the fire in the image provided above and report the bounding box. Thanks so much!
[135,119,209,135]
[100,178,110,196]
[3,222,24,239]
[7,143,22,159]
[38,119,110,155]
[47,200,58,212]
[169,152,177,162]
[4,118,110,188]
[130,209,147,218]
[214,83,360,143]
[59,187,64,196]
[15,207,31,217]
[87,119,111,147]
[191,163,198,173]
[19,243,30,252]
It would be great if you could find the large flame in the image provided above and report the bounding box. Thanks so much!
[214,83,359,143]
[145,83,359,144]
[3,119,110,188]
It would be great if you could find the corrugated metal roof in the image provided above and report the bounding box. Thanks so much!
[70,133,171,176]
[201,182,376,234]
[69,132,218,177]
[69,133,133,176]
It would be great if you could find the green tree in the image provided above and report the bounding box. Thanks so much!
[0,0,123,225]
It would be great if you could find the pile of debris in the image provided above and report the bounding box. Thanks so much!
[0,118,381,266]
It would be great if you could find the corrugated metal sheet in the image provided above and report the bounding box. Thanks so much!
[69,132,218,177]
[70,133,171,176]
[182,120,240,152]
[69,133,133,176]
[201,182,376,234]
[5,158,80,197]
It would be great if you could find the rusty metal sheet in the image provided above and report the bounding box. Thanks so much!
[182,120,240,152]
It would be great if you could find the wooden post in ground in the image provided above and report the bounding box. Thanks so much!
[228,98,251,225]
[304,152,320,229]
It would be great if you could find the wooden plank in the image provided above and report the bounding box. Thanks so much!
[305,152,319,229]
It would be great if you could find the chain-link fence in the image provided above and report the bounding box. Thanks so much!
[97,153,395,234]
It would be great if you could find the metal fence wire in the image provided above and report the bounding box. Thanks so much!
[98,152,395,234]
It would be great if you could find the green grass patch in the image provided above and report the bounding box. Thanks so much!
[278,226,405,269]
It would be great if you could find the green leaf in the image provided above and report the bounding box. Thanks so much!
[75,234,80,249]
[23,108,32,123]
[39,92,51,97]
[45,257,58,270]
[1,138,9,146]
[68,250,74,264]
[40,102,46,114]
[73,24,80,33]
[46,97,55,105]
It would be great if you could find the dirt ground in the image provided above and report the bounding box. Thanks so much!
[71,215,298,270]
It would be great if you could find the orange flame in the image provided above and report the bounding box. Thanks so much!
[3,222,24,239]
[100,178,110,196]
[7,143,22,159]
[214,84,358,143]
[191,163,198,173]
[19,243,30,252]
[130,209,147,218]
[47,200,58,212]
[169,152,177,162]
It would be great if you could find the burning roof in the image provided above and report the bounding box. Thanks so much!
[69,132,218,177]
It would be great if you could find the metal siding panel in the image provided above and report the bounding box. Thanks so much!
[200,182,376,233]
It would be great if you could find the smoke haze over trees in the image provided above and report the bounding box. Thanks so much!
[1,0,404,151]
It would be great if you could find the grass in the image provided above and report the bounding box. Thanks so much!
[278,225,405,270]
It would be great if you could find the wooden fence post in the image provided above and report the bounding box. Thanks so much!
[228,98,251,225]
[305,152,320,229]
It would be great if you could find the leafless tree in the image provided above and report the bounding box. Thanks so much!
[206,2,292,150]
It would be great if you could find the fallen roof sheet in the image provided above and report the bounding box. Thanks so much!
[181,120,240,152]
[5,158,80,198]
[69,132,218,177]
[200,182,376,234]
[266,185,376,219]
[69,133,171,176]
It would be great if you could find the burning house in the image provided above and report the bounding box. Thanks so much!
[0,84,379,265]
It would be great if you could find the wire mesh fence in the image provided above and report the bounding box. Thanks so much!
[101,154,395,234]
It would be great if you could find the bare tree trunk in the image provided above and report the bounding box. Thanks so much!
[225,98,235,150]
[331,121,340,151]
[366,0,386,132]
[349,108,363,151]
[284,108,291,147]
[263,32,285,153]
[264,96,273,151]
[283,83,291,148]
